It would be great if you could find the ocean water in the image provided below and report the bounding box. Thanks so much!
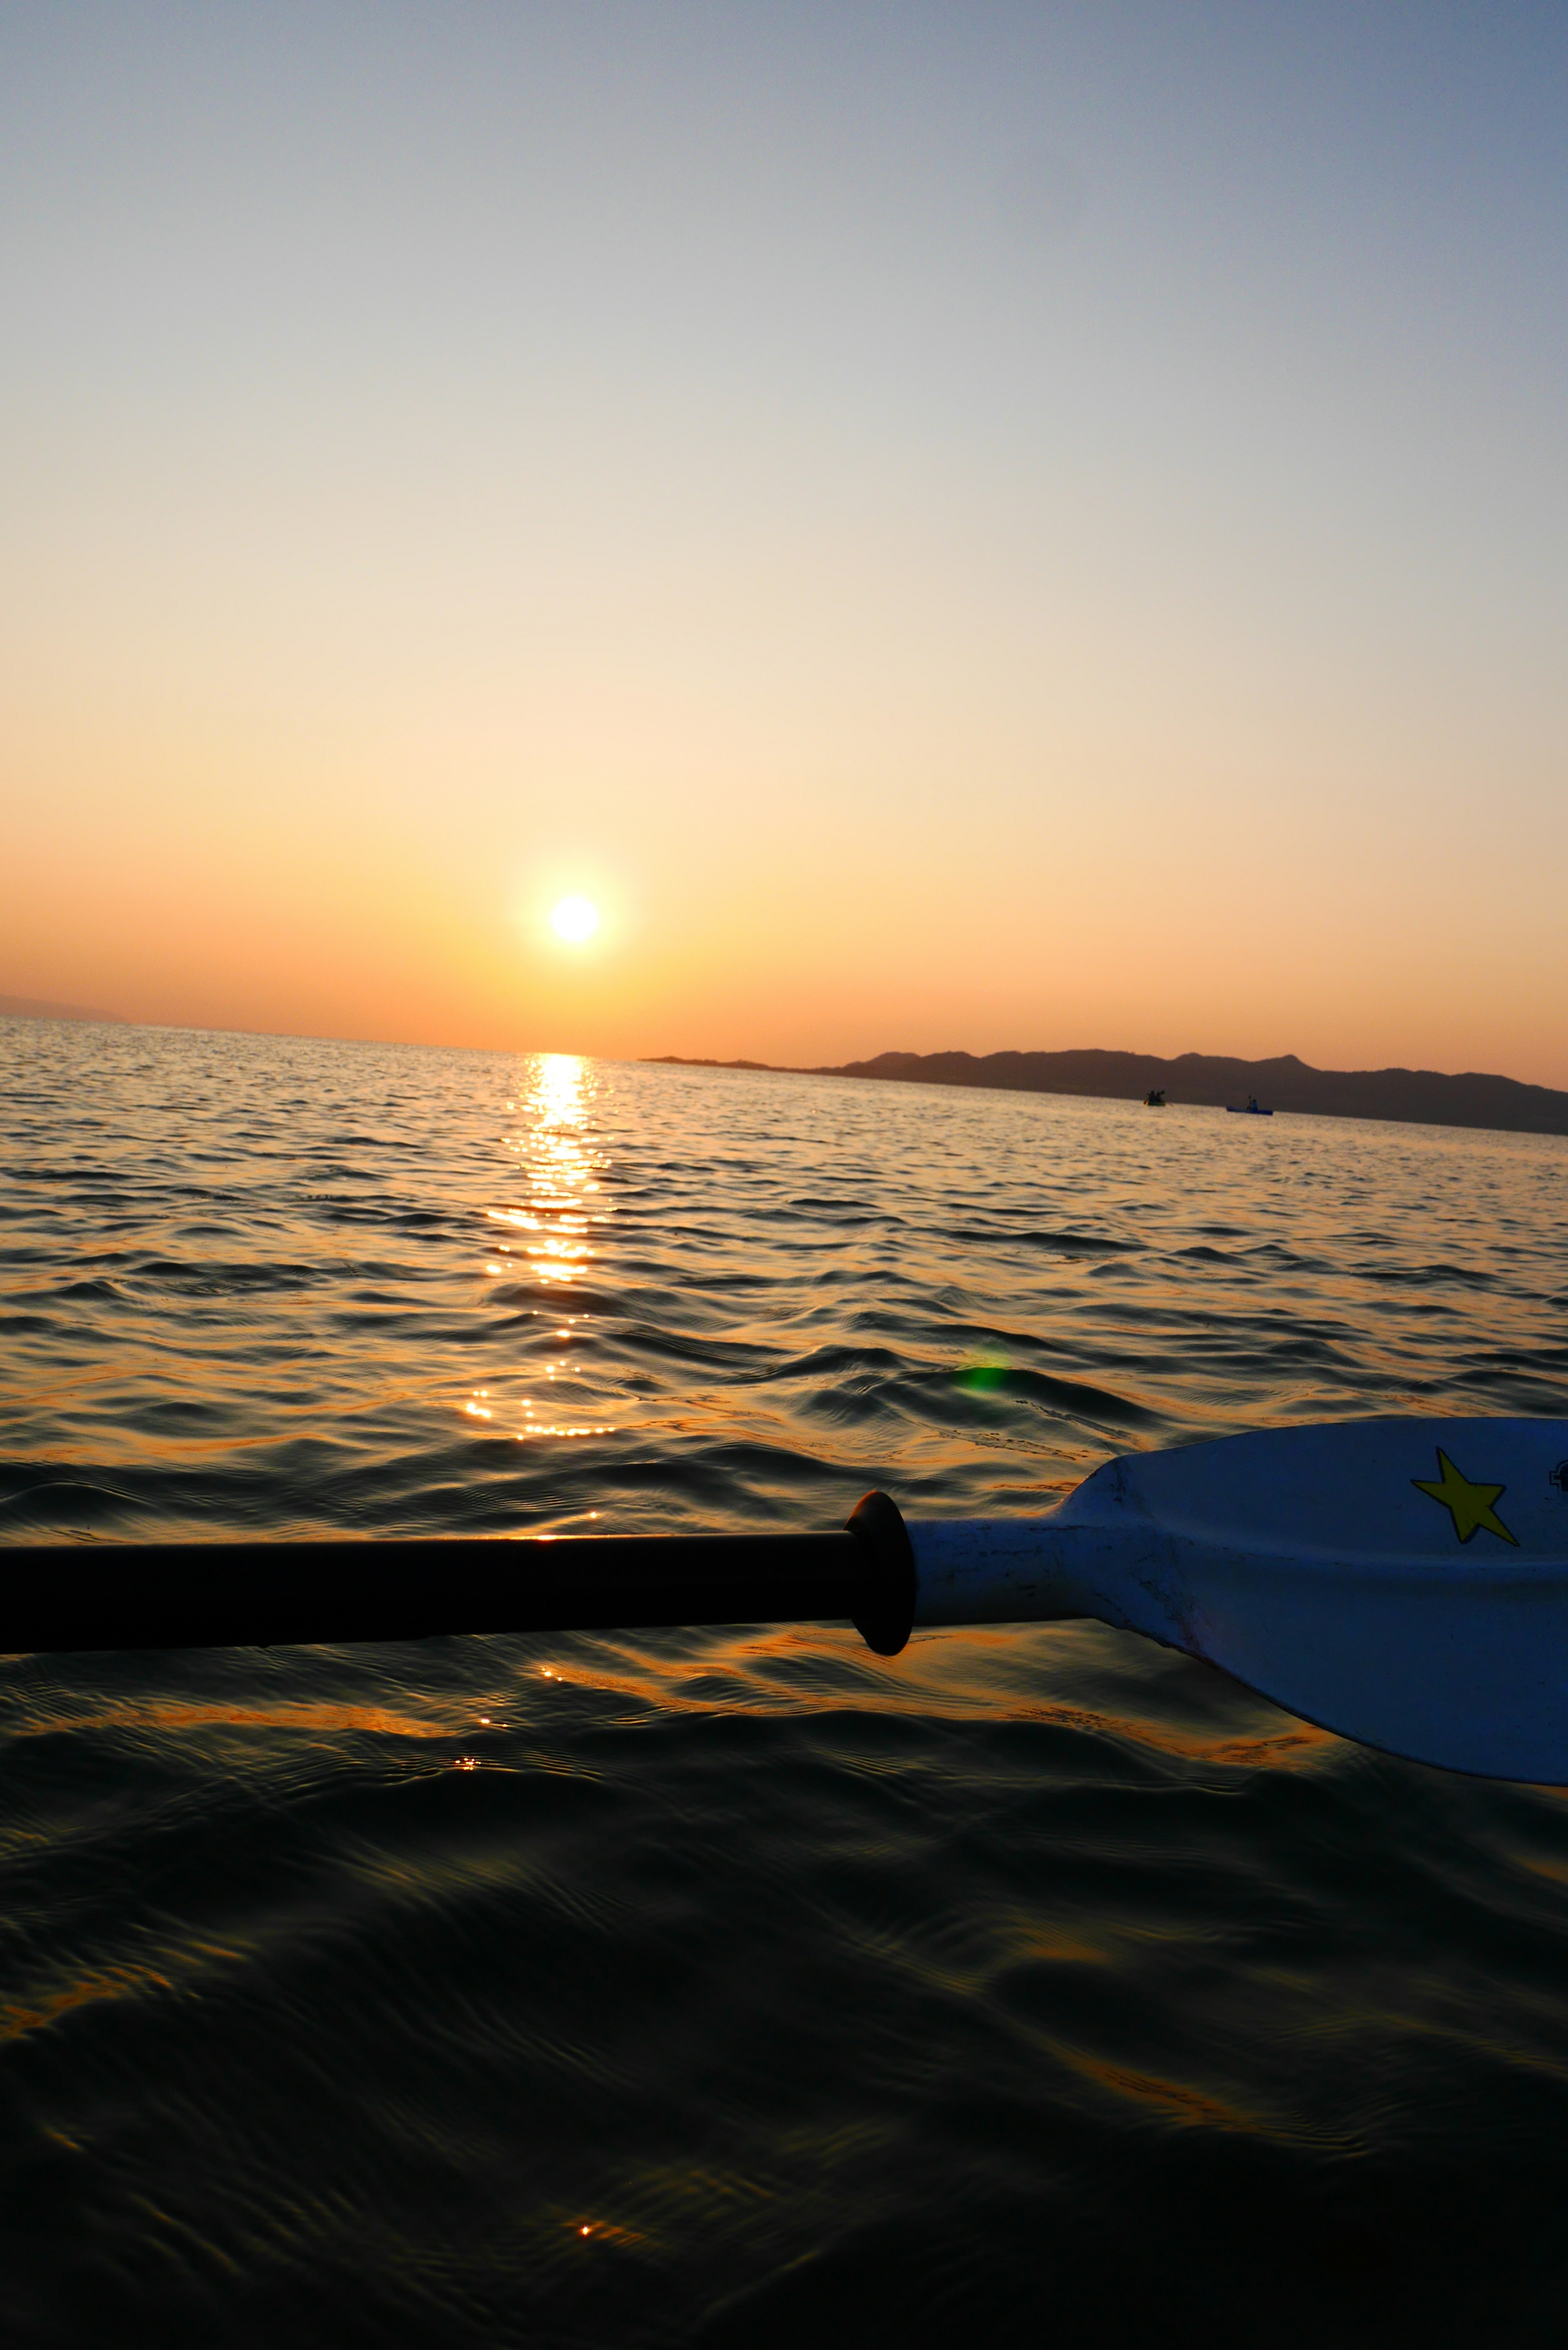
[3,1015,1568,2346]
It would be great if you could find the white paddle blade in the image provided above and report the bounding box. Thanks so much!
[910,1419,1568,1782]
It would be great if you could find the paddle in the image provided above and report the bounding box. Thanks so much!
[912,1416,1568,1784]
[7,1416,1568,1782]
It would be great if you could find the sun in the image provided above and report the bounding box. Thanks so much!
[550,896,599,944]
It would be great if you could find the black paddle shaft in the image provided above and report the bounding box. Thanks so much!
[0,1493,918,1659]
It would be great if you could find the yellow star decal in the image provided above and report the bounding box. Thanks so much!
[1412,1449,1517,1546]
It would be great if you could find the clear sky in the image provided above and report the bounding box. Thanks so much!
[4,2,1566,1081]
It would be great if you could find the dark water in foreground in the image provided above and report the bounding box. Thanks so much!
[3,1017,1568,2346]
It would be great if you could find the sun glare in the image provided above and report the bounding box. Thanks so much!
[550,896,599,944]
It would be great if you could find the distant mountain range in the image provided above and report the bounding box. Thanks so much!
[0,993,125,1024]
[647,1048,1568,1139]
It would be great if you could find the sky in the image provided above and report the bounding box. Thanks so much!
[4,1,1566,1082]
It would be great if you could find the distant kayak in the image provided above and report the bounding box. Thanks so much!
[1144,1088,1167,1107]
[1227,1096,1273,1116]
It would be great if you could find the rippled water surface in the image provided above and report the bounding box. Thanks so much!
[3,1017,1568,2345]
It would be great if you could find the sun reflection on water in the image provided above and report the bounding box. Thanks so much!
[486,1055,599,1285]
[474,1054,617,1445]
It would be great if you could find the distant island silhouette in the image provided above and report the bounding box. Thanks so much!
[0,993,125,1025]
[646,1049,1568,1139]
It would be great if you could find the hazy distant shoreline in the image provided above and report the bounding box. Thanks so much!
[647,1048,1568,1140]
[6,1005,1562,1138]
[0,993,126,1025]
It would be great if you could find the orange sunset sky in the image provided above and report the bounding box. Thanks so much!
[4,5,1566,1085]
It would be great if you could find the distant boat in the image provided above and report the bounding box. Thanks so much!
[1227,1095,1273,1116]
[1143,1088,1167,1107]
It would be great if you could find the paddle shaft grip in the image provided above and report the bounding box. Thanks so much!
[0,1499,919,1657]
